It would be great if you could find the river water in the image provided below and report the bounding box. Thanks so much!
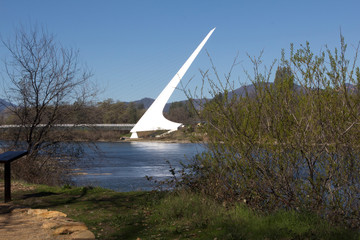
[72,141,205,191]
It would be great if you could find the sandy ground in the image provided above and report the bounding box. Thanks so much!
[0,204,95,240]
[0,182,95,240]
[0,204,56,240]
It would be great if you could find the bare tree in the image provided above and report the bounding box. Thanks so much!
[1,26,96,184]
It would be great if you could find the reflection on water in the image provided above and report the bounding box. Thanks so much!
[72,142,204,192]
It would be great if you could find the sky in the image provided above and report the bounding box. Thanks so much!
[0,0,360,102]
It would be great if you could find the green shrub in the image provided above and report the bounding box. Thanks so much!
[182,36,360,228]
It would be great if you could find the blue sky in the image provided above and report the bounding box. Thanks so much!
[1,0,359,102]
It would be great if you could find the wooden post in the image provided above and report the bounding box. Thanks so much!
[4,162,11,202]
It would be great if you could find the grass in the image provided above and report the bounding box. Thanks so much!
[3,181,359,240]
[148,191,358,240]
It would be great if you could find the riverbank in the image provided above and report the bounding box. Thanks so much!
[0,125,206,144]
[119,126,206,143]
[1,181,357,240]
[122,138,195,144]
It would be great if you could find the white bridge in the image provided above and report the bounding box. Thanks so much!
[130,28,215,138]
[0,124,135,131]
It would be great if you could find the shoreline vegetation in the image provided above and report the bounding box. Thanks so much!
[2,181,358,240]
[0,125,205,144]
[87,125,206,143]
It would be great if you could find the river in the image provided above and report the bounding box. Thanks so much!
[72,141,205,191]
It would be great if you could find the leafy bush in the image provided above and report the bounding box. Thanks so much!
[181,36,360,228]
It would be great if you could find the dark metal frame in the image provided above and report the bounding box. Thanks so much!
[0,151,28,202]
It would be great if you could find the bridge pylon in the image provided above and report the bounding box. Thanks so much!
[130,28,215,138]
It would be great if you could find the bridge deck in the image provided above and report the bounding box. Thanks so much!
[0,124,135,131]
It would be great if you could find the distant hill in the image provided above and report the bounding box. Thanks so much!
[345,83,358,93]
[228,83,269,99]
[130,83,282,113]
[129,97,172,112]
[228,82,357,99]
[121,82,360,113]
[132,97,154,109]
[0,98,11,112]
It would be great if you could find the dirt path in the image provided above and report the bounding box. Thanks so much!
[0,181,95,240]
[0,204,95,240]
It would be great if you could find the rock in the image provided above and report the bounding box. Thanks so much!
[11,208,28,214]
[0,206,95,239]
[27,208,47,215]
[53,223,88,235]
[27,209,67,218]
[41,221,58,229]
[43,210,67,218]
[70,230,96,239]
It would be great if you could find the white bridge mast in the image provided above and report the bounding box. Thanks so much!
[130,28,215,139]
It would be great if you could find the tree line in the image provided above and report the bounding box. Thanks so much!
[1,98,197,125]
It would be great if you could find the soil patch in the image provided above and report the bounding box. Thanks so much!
[0,204,95,240]
[0,181,95,239]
